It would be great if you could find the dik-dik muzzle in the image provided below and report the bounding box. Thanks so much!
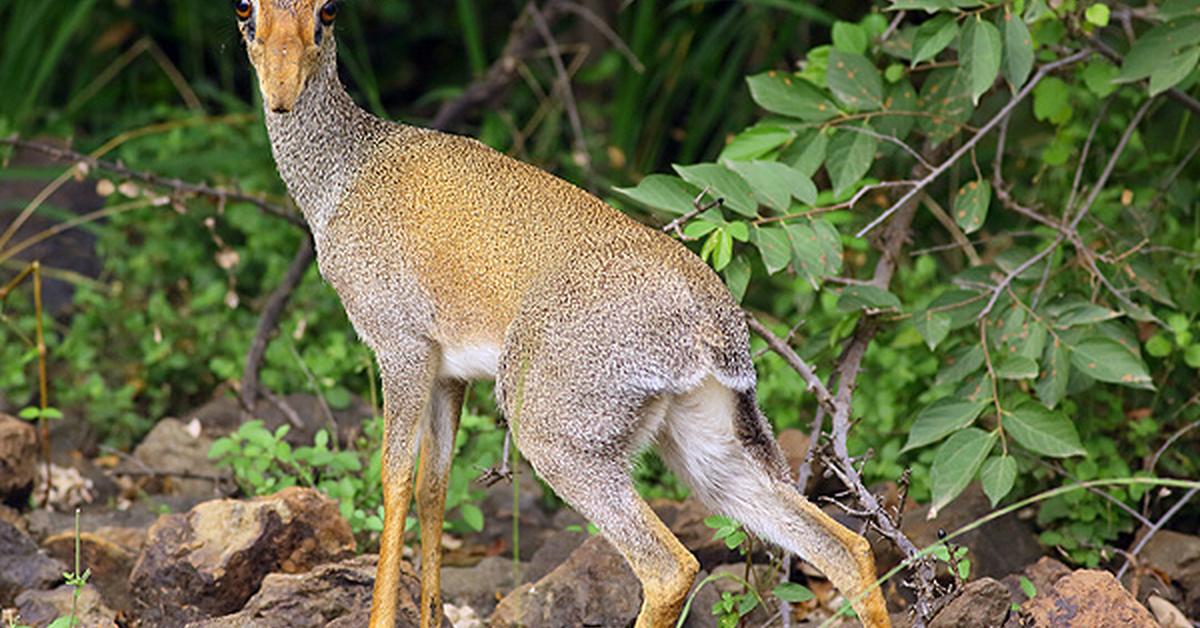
[236,0,337,113]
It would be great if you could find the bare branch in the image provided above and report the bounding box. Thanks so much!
[855,49,1093,238]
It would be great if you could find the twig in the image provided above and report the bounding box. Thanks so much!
[0,136,304,227]
[754,180,916,226]
[1065,100,1110,218]
[240,234,316,413]
[431,0,570,130]
[920,193,981,266]
[528,1,590,170]
[855,49,1093,238]
[837,124,932,170]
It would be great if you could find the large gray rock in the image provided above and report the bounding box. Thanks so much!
[0,412,37,506]
[128,487,355,626]
[440,555,525,617]
[0,520,65,605]
[490,535,642,627]
[185,554,433,628]
[128,418,227,498]
[490,534,718,628]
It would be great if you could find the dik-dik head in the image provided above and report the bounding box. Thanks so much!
[234,0,338,113]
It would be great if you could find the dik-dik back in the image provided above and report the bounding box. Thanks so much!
[238,1,890,626]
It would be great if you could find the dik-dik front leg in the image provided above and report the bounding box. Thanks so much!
[370,345,438,628]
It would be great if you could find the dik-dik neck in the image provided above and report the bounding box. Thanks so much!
[263,43,383,235]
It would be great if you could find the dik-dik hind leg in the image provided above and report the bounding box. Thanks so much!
[516,412,699,627]
[658,379,890,627]
[370,347,439,628]
[414,379,465,628]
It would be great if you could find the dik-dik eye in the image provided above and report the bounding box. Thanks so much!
[319,1,338,25]
[233,0,252,21]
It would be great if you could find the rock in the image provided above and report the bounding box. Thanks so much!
[1146,593,1190,628]
[441,555,524,617]
[1023,569,1156,627]
[0,413,37,506]
[128,487,355,626]
[0,504,26,533]
[0,520,65,605]
[1132,530,1200,616]
[897,483,1041,580]
[14,584,117,628]
[524,528,588,582]
[42,526,143,614]
[490,535,642,627]
[127,417,228,498]
[444,603,484,628]
[185,554,432,628]
[929,578,1011,628]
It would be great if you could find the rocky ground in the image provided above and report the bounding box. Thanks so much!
[0,405,1197,628]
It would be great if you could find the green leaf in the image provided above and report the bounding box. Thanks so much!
[1033,77,1071,124]
[930,428,997,516]
[927,289,987,329]
[1085,3,1110,26]
[915,310,952,350]
[961,17,1003,104]
[981,455,1018,506]
[811,219,844,276]
[1068,336,1155,389]
[828,50,885,110]
[938,345,986,385]
[1080,60,1119,97]
[1149,46,1200,96]
[917,68,973,145]
[837,285,902,312]
[953,179,991,234]
[876,80,918,140]
[726,160,817,210]
[996,355,1038,380]
[1055,303,1121,328]
[747,72,839,122]
[826,125,878,196]
[719,125,796,162]
[1118,18,1200,83]
[18,406,39,420]
[1003,401,1086,457]
[614,175,699,215]
[460,503,485,532]
[752,226,794,275]
[723,256,751,303]
[1002,11,1034,88]
[1184,344,1200,368]
[904,398,990,451]
[780,129,829,178]
[832,21,869,54]
[673,163,757,217]
[1020,575,1037,599]
[912,15,959,67]
[774,582,815,603]
[1161,0,1200,21]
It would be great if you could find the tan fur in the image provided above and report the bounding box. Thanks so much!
[239,2,890,626]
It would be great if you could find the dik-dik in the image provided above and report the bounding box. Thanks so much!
[236,1,890,626]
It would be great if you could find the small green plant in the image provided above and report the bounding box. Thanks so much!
[705,515,749,552]
[17,405,63,422]
[930,543,971,581]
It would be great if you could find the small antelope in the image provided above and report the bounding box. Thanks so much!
[236,1,890,626]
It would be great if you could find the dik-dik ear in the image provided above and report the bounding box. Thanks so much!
[235,0,338,113]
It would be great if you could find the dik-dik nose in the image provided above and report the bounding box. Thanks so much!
[261,40,306,113]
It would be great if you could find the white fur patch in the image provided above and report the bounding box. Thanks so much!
[439,343,501,380]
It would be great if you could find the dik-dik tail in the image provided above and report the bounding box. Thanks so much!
[657,377,891,627]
